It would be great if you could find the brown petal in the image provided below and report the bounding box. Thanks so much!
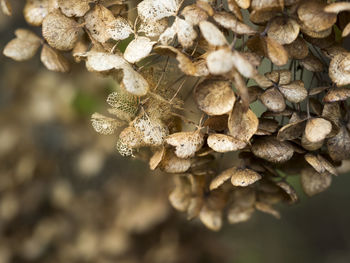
[199,20,227,46]
[3,29,41,61]
[207,133,246,153]
[277,119,306,141]
[204,115,228,131]
[174,17,197,49]
[228,102,259,142]
[252,136,294,163]
[305,153,338,176]
[206,48,235,75]
[137,0,179,21]
[257,118,279,135]
[264,37,289,66]
[265,69,292,85]
[231,168,262,187]
[213,11,257,35]
[300,53,324,72]
[91,113,124,135]
[255,202,281,219]
[169,176,191,211]
[327,126,350,161]
[194,80,235,116]
[284,37,309,60]
[279,80,308,103]
[42,10,81,51]
[40,44,70,73]
[210,168,235,191]
[305,118,332,143]
[276,181,298,204]
[24,0,57,26]
[0,0,11,16]
[324,2,350,14]
[301,167,332,197]
[123,37,156,64]
[149,146,165,170]
[324,87,350,102]
[329,53,350,86]
[260,88,286,112]
[298,0,337,32]
[165,131,204,158]
[160,150,191,173]
[58,0,91,17]
[267,16,300,45]
[181,4,208,25]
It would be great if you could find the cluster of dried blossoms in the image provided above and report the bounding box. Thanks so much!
[2,0,350,231]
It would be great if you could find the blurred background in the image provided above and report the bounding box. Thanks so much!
[1,2,350,263]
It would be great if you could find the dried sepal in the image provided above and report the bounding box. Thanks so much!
[149,146,165,170]
[84,5,133,43]
[260,88,286,113]
[252,136,294,163]
[206,48,235,75]
[298,0,337,32]
[231,51,258,78]
[165,131,204,158]
[267,16,300,45]
[3,29,41,61]
[255,202,281,219]
[231,168,262,187]
[40,44,70,73]
[276,181,298,204]
[169,175,191,211]
[324,87,350,103]
[327,126,350,161]
[58,0,92,17]
[138,18,168,38]
[324,2,350,14]
[209,170,233,191]
[181,4,208,25]
[207,133,246,153]
[301,167,332,197]
[91,113,123,135]
[256,118,279,135]
[304,118,332,143]
[0,0,11,16]
[228,101,259,143]
[277,119,306,141]
[42,10,81,51]
[199,202,223,231]
[24,0,58,26]
[300,53,324,72]
[284,37,309,60]
[279,80,308,103]
[264,37,289,66]
[265,69,292,85]
[137,0,179,22]
[213,11,256,35]
[159,150,191,173]
[194,79,235,116]
[329,53,350,86]
[124,37,156,64]
[199,20,227,46]
[305,153,337,176]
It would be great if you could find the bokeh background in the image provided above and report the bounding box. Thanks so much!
[1,2,350,263]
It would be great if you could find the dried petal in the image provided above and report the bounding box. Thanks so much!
[267,16,300,45]
[231,168,262,187]
[228,102,259,142]
[327,126,350,161]
[3,29,41,61]
[324,2,350,14]
[199,20,227,46]
[42,10,81,51]
[301,167,332,196]
[305,118,332,143]
[160,150,191,173]
[329,53,350,86]
[252,136,294,163]
[277,119,306,141]
[138,18,168,37]
[213,11,256,35]
[265,69,292,85]
[279,80,308,103]
[194,80,235,116]
[165,131,204,158]
[149,146,165,170]
[206,48,235,75]
[1,0,11,16]
[207,133,246,153]
[284,37,309,60]
[324,87,350,103]
[260,88,286,112]
[137,0,179,21]
[298,0,337,32]
[40,44,70,73]
[58,0,92,17]
[300,53,324,72]
[91,113,124,135]
[24,0,58,26]
[181,4,208,25]
[305,153,337,176]
[124,37,156,64]
[264,37,289,66]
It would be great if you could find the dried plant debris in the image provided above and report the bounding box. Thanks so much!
[3,0,350,231]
